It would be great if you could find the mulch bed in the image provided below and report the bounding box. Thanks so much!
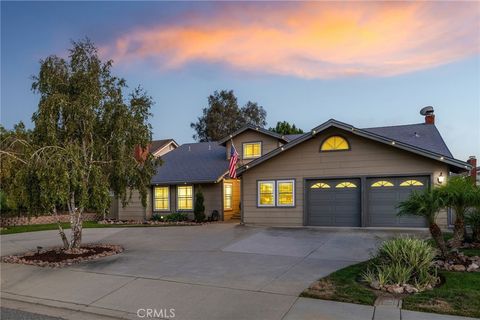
[2,244,123,268]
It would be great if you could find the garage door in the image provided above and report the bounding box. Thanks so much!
[307,179,361,226]
[367,176,428,227]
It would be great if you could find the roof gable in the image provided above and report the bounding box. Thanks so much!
[238,119,470,174]
[218,124,288,145]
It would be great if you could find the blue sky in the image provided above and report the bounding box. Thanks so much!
[1,1,479,160]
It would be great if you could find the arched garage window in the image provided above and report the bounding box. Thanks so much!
[311,182,330,189]
[371,180,394,187]
[400,180,424,186]
[335,182,357,188]
[320,136,350,151]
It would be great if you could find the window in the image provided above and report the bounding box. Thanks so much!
[154,186,169,211]
[224,183,233,210]
[400,180,424,187]
[277,180,295,206]
[311,182,331,189]
[335,182,357,188]
[371,180,394,187]
[243,142,262,159]
[258,181,275,206]
[320,136,350,151]
[177,185,193,210]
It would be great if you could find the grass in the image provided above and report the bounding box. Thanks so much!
[301,260,480,318]
[0,221,197,235]
[403,271,480,318]
[300,261,377,305]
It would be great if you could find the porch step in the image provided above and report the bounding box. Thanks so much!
[229,213,241,221]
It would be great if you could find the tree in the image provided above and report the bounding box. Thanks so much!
[397,188,449,258]
[190,90,267,141]
[194,189,206,222]
[439,176,480,248]
[269,121,304,135]
[1,39,158,250]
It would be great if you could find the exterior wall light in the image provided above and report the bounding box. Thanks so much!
[391,141,395,145]
[440,156,444,160]
[437,172,445,184]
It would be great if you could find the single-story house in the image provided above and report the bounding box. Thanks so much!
[113,109,474,229]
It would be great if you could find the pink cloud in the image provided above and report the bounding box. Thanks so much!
[102,2,480,78]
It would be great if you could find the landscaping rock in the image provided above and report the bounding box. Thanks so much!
[403,284,419,294]
[386,285,404,294]
[452,264,466,272]
[467,263,479,272]
[370,280,381,290]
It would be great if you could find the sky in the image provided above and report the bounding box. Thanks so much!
[1,1,479,160]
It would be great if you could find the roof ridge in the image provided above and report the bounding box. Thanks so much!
[362,122,426,130]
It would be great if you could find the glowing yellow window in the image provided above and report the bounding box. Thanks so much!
[243,142,261,159]
[224,183,232,210]
[277,180,294,206]
[335,182,357,188]
[311,182,331,189]
[400,180,424,187]
[371,180,394,187]
[177,186,193,210]
[154,186,169,211]
[258,181,275,206]
[320,136,350,151]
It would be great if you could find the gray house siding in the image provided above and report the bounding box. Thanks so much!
[241,127,449,227]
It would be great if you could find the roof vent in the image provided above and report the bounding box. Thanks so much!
[208,144,211,150]
[414,132,420,138]
[420,106,435,124]
[188,146,191,151]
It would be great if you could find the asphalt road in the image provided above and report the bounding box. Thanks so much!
[0,308,64,320]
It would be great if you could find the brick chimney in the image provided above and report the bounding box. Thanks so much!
[425,113,435,124]
[467,156,477,183]
[420,106,435,124]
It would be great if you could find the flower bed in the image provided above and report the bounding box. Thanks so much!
[97,219,213,226]
[2,244,123,267]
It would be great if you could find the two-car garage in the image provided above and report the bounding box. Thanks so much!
[306,176,428,227]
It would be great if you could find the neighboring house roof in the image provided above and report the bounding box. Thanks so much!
[218,124,289,145]
[151,142,228,184]
[238,119,470,175]
[150,139,179,156]
[362,123,453,158]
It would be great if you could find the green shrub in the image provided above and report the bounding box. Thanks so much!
[151,212,188,222]
[362,237,438,291]
[466,208,480,242]
[164,212,188,222]
[194,189,205,222]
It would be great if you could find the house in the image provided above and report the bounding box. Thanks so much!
[116,109,472,229]
[109,139,179,220]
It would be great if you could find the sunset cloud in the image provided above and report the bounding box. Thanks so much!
[102,2,479,78]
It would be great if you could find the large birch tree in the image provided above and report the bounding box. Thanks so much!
[1,39,157,250]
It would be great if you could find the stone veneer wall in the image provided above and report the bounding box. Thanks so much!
[0,213,100,227]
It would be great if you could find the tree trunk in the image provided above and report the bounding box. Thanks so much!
[451,216,465,248]
[429,223,448,258]
[52,207,69,249]
[67,193,83,251]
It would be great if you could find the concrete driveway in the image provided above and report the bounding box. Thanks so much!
[1,223,424,320]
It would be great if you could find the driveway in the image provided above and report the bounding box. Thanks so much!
[1,223,425,320]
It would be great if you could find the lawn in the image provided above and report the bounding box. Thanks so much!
[0,221,197,235]
[302,260,480,318]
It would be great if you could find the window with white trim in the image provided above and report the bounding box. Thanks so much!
[177,185,193,210]
[277,180,295,207]
[258,181,275,206]
[243,142,261,159]
[154,186,169,211]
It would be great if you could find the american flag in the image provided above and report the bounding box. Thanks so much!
[229,142,239,178]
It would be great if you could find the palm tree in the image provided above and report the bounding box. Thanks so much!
[397,187,448,258]
[439,176,480,248]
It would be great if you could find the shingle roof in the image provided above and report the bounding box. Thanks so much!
[151,142,228,184]
[284,134,304,141]
[150,139,176,154]
[362,123,453,157]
